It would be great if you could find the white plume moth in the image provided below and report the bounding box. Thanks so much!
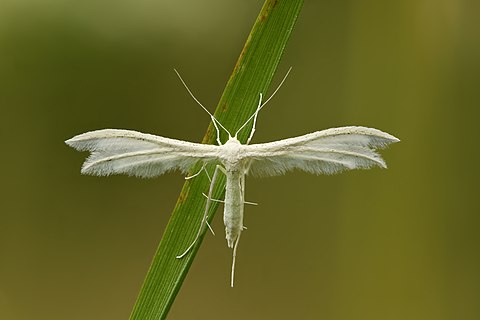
[65,69,399,287]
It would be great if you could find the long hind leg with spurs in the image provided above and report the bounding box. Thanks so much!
[176,164,225,259]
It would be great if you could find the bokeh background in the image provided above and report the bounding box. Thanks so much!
[1,0,479,319]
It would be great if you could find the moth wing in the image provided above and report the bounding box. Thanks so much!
[242,126,399,177]
[66,129,220,178]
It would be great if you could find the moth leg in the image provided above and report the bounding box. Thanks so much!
[205,221,215,236]
[203,166,212,182]
[217,165,227,175]
[246,93,263,145]
[201,165,227,235]
[240,173,245,204]
[202,165,226,234]
[185,163,206,180]
[230,233,241,287]
[176,164,225,259]
[202,192,224,203]
[239,173,249,231]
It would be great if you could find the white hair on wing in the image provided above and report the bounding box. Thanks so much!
[245,126,399,177]
[66,129,220,178]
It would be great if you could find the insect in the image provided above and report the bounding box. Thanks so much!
[65,69,399,286]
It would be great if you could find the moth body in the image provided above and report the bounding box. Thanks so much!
[215,137,248,248]
[223,168,244,248]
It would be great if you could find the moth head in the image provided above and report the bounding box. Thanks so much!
[225,136,241,146]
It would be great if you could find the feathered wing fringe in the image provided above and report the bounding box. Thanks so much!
[245,126,400,177]
[66,129,219,178]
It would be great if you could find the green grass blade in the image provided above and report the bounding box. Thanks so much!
[129,0,304,319]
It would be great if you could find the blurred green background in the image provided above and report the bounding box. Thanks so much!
[1,0,479,319]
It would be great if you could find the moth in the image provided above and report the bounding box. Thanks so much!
[65,70,399,286]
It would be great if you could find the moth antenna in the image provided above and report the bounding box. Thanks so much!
[231,234,241,287]
[235,93,262,143]
[259,66,292,110]
[235,67,293,142]
[174,69,231,144]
